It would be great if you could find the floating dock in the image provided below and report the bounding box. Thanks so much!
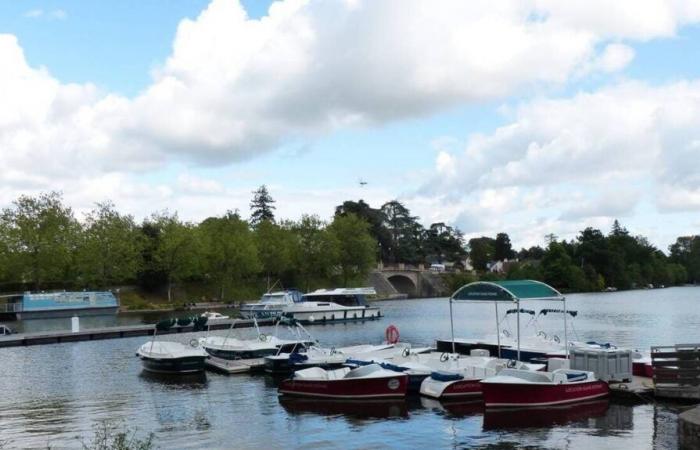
[0,318,276,348]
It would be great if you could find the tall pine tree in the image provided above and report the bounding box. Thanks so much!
[249,185,276,227]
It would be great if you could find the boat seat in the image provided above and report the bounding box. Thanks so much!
[344,364,383,379]
[497,368,552,383]
[552,370,589,384]
[293,367,351,380]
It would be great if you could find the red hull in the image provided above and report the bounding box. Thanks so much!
[279,374,408,399]
[441,379,483,397]
[481,380,609,407]
[632,361,653,378]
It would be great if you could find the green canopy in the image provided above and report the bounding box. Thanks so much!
[451,280,563,302]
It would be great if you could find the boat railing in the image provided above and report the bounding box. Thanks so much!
[651,344,700,400]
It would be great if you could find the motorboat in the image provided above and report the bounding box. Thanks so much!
[479,368,609,407]
[240,289,303,319]
[0,324,13,335]
[264,343,395,373]
[418,356,545,399]
[279,363,408,399]
[136,340,208,374]
[200,334,311,360]
[200,311,230,321]
[281,288,381,323]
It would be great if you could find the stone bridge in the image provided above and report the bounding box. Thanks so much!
[368,263,449,298]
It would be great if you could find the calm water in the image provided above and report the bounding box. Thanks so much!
[1,287,699,449]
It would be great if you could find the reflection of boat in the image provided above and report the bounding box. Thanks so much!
[482,398,610,429]
[139,370,208,386]
[420,396,483,417]
[240,289,303,319]
[281,288,381,323]
[279,396,409,418]
[279,364,408,399]
[480,368,609,407]
[136,340,208,374]
[200,311,229,321]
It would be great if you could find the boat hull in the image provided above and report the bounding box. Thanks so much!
[279,374,408,399]
[480,380,609,407]
[420,377,483,398]
[139,355,207,374]
[282,307,381,324]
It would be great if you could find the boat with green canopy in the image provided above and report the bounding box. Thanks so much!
[436,280,571,362]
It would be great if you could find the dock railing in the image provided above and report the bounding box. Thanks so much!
[651,344,700,400]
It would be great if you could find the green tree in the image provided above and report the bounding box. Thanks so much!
[328,214,377,286]
[148,212,201,302]
[424,222,467,263]
[76,202,143,288]
[335,199,391,261]
[199,212,260,300]
[494,232,515,261]
[468,237,495,271]
[381,200,425,263]
[250,185,276,226]
[255,220,294,289]
[0,192,79,289]
[291,215,339,291]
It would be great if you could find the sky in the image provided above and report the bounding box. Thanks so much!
[1,0,700,251]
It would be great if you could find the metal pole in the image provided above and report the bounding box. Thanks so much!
[495,301,501,358]
[564,297,568,359]
[516,298,521,362]
[449,298,456,354]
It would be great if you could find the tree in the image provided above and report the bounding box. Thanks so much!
[0,192,79,289]
[424,223,467,263]
[148,212,201,302]
[250,185,276,226]
[468,237,495,271]
[291,215,339,291]
[77,202,143,287]
[199,212,260,300]
[494,232,515,261]
[255,220,294,289]
[335,200,391,261]
[380,200,424,263]
[328,214,377,285]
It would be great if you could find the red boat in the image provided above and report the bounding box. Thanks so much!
[480,368,609,407]
[279,363,408,399]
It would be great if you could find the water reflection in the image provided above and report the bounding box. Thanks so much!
[279,396,409,419]
[419,397,483,417]
[482,399,610,430]
[138,371,209,388]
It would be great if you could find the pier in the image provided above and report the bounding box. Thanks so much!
[0,318,277,348]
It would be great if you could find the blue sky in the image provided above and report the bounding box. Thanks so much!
[1,0,700,250]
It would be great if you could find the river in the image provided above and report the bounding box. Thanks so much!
[1,286,698,449]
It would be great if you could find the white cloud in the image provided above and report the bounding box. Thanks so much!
[418,80,700,247]
[23,9,67,20]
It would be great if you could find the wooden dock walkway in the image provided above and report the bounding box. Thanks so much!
[0,318,276,348]
[609,376,655,402]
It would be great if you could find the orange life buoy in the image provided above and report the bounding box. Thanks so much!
[385,325,400,344]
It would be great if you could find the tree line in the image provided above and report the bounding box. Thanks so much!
[0,188,377,302]
[462,221,700,292]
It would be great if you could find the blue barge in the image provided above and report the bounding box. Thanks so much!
[0,291,119,319]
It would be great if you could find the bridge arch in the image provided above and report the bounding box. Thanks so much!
[387,274,417,297]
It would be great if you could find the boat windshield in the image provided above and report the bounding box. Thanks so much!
[260,294,287,304]
[302,294,367,307]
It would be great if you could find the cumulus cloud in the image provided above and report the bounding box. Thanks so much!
[4,0,700,179]
[418,80,700,246]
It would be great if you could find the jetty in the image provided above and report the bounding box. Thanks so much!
[0,318,277,348]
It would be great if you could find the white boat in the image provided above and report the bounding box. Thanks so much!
[201,311,230,321]
[281,288,381,323]
[240,289,303,319]
[480,368,609,407]
[279,364,409,399]
[136,340,208,374]
[200,334,311,360]
[416,353,545,398]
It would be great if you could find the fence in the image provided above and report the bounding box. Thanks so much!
[651,344,700,400]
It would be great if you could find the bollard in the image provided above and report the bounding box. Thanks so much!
[71,316,79,333]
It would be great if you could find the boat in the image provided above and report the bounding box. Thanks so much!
[136,340,209,374]
[240,289,303,319]
[418,356,545,398]
[264,343,395,373]
[200,311,230,321]
[0,324,13,335]
[479,368,610,407]
[279,363,408,399]
[0,291,119,319]
[200,334,311,360]
[281,288,381,323]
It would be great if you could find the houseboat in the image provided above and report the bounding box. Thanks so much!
[281,288,381,323]
[0,291,119,319]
